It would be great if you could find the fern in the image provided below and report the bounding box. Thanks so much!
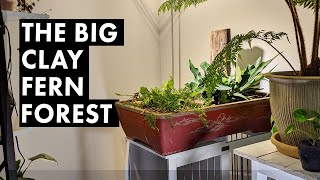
[292,0,317,9]
[202,30,288,102]
[158,0,318,13]
[158,0,208,14]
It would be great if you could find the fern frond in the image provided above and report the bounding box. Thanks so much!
[202,30,288,99]
[158,0,208,14]
[292,0,318,9]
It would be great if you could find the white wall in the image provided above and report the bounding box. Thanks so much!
[7,0,161,180]
[6,0,317,179]
[160,0,315,91]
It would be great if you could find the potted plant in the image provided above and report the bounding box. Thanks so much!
[285,109,320,172]
[158,0,320,148]
[0,137,57,180]
[116,30,286,155]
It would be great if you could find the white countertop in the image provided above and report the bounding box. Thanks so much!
[234,140,320,180]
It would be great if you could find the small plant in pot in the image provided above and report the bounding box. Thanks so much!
[285,109,320,172]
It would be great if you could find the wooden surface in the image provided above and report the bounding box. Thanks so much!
[210,29,231,75]
[234,140,320,180]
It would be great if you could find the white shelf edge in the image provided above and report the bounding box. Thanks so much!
[2,10,49,21]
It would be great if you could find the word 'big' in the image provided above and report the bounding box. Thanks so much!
[21,22,118,43]
[20,19,122,127]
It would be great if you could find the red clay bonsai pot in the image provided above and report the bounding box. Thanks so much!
[116,97,271,155]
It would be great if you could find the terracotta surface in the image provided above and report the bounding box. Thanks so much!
[271,133,299,159]
[116,98,272,155]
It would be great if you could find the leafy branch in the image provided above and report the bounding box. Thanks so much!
[122,78,207,130]
[292,0,318,9]
[285,109,320,146]
[158,0,320,76]
[158,0,208,14]
[0,137,57,180]
[158,0,319,13]
[202,30,290,100]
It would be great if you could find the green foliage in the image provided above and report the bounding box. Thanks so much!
[186,60,209,94]
[285,109,320,146]
[292,0,317,9]
[138,78,204,113]
[158,0,317,13]
[285,124,296,135]
[129,78,207,130]
[158,0,208,14]
[1,153,56,180]
[293,108,308,122]
[28,154,57,163]
[120,30,287,131]
[186,30,285,104]
[144,113,158,131]
[270,115,279,134]
[211,56,274,104]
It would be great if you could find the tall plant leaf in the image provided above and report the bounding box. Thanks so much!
[189,60,202,80]
[29,153,57,163]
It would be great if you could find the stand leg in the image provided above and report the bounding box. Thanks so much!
[167,159,177,180]
[0,10,17,180]
[220,153,230,180]
[251,160,259,180]
[125,140,130,180]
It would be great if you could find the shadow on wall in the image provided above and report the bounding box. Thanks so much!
[77,127,126,180]
[238,46,264,69]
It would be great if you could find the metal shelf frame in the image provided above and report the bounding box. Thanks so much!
[125,132,271,180]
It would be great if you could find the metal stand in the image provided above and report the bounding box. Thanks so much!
[125,132,271,180]
[0,10,18,180]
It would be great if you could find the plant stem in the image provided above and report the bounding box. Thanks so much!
[285,1,307,75]
[286,0,303,65]
[293,6,308,75]
[296,129,316,146]
[15,136,26,172]
[311,0,320,69]
[257,38,298,76]
[22,161,33,177]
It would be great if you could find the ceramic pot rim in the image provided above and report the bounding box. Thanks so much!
[265,71,320,84]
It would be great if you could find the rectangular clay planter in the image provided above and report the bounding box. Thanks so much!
[116,97,271,155]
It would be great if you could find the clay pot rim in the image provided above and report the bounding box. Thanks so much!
[116,96,269,119]
[265,71,320,84]
[271,132,300,159]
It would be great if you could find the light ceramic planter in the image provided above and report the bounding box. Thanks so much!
[266,72,320,146]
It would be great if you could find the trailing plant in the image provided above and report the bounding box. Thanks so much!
[285,109,320,146]
[119,78,207,131]
[158,0,320,76]
[0,137,57,180]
